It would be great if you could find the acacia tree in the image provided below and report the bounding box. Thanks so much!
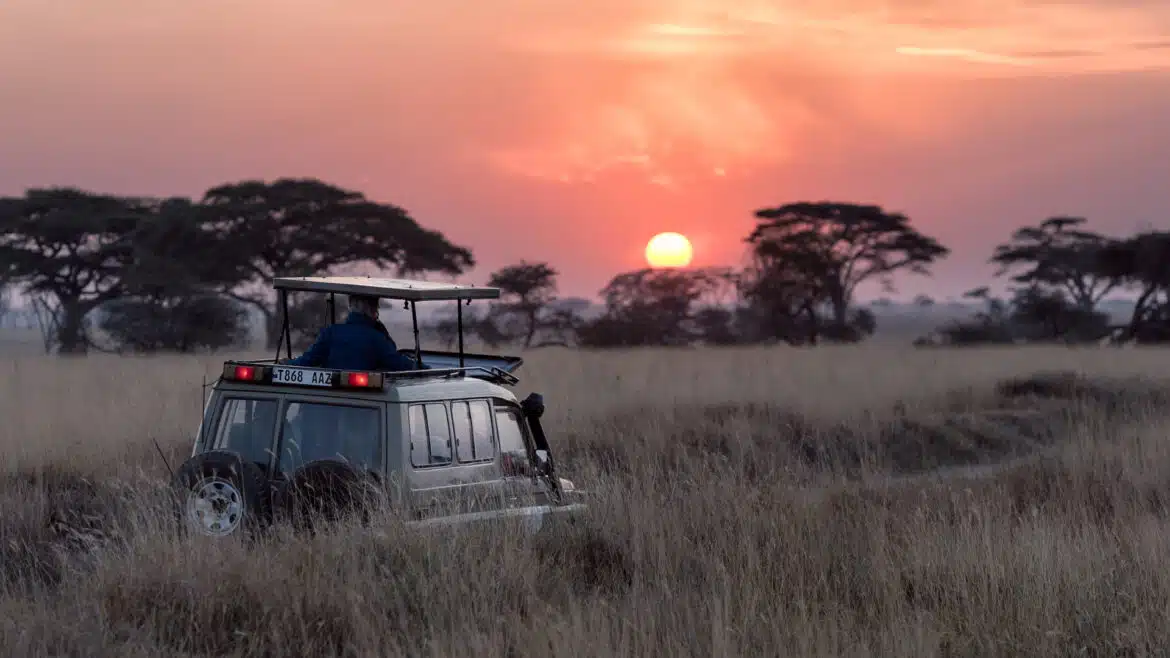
[1007,285,1109,342]
[487,261,559,347]
[198,178,476,347]
[541,296,592,347]
[98,198,252,353]
[0,188,148,353]
[578,267,737,347]
[100,295,250,353]
[990,216,1118,311]
[747,202,949,331]
[1097,231,1170,342]
[736,254,824,344]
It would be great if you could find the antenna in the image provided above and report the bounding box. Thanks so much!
[152,437,174,479]
[197,374,209,449]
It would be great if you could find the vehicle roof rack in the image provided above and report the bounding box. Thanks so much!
[268,276,500,374]
[387,366,520,387]
[273,276,500,302]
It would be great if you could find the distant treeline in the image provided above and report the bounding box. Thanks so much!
[1,178,1168,354]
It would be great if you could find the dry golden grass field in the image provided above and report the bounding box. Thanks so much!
[4,345,1170,657]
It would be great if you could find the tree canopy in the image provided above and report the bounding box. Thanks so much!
[990,216,1118,311]
[0,188,149,352]
[0,178,477,353]
[487,261,560,348]
[1096,231,1170,342]
[743,201,948,341]
[200,178,475,346]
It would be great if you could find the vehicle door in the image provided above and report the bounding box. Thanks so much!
[404,400,506,521]
[203,394,282,477]
[492,400,554,509]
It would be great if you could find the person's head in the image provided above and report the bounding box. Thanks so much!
[348,294,381,319]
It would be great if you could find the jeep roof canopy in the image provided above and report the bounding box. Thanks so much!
[270,275,502,371]
[272,276,501,302]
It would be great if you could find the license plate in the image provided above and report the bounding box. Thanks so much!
[271,367,335,387]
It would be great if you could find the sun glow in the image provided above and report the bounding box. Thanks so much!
[645,232,694,268]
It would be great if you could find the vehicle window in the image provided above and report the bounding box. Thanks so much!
[495,407,533,477]
[278,402,382,475]
[214,398,278,467]
[452,400,494,463]
[409,403,453,468]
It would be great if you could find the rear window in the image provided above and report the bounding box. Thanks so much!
[277,402,382,475]
[213,398,279,467]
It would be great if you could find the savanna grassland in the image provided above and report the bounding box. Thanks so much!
[4,345,1170,657]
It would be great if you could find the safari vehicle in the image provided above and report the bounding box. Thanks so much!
[171,275,585,538]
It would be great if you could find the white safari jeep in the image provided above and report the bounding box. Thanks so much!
[172,276,586,538]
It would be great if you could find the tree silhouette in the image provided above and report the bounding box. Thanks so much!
[578,267,736,347]
[990,216,1118,311]
[99,197,252,352]
[962,286,1008,323]
[539,297,591,347]
[100,295,250,353]
[1096,231,1170,342]
[0,188,148,353]
[930,287,1015,345]
[487,261,559,347]
[120,197,247,298]
[736,257,823,344]
[1007,285,1109,342]
[748,202,949,329]
[199,178,475,347]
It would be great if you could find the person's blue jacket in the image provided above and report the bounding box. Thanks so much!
[287,311,423,372]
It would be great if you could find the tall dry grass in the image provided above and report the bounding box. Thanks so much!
[2,345,1170,656]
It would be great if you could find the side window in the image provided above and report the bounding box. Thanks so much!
[494,407,533,477]
[409,403,453,468]
[452,400,495,463]
[279,402,382,475]
[214,398,278,467]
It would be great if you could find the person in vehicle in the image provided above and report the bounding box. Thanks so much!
[285,294,425,372]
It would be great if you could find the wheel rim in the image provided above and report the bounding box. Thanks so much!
[185,476,245,536]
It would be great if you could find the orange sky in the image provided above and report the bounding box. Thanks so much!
[1,0,1168,299]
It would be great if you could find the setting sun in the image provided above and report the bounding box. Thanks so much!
[645,232,693,268]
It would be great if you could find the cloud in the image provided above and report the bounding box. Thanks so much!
[1008,48,1102,58]
[1,0,1167,190]
[473,0,1170,183]
[894,46,1035,66]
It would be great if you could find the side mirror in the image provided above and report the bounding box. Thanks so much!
[521,392,550,453]
[521,393,545,418]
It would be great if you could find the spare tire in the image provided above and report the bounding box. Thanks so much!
[171,450,272,538]
[275,459,381,532]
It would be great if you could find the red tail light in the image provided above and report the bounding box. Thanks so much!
[223,363,266,381]
[340,371,383,389]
